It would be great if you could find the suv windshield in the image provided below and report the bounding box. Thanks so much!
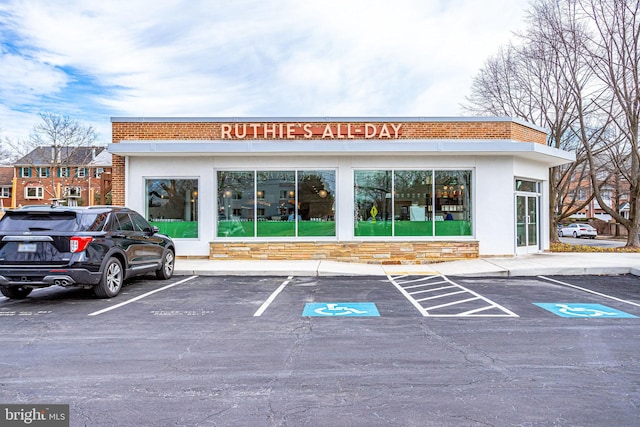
[0,211,109,233]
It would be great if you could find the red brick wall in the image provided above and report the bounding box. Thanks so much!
[112,120,546,143]
[110,118,546,207]
[13,168,111,207]
[110,155,126,206]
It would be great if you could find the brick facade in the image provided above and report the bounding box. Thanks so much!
[112,120,546,143]
[111,155,126,207]
[12,167,111,207]
[110,119,546,208]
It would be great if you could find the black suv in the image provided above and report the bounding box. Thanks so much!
[0,206,175,299]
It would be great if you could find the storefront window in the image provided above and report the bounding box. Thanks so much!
[298,171,336,236]
[146,179,198,238]
[354,169,472,237]
[217,171,254,237]
[434,170,472,236]
[394,170,433,236]
[257,171,296,237]
[354,171,392,236]
[217,170,336,238]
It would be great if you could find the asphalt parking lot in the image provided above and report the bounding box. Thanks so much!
[1,274,639,426]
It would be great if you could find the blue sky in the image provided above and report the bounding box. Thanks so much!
[0,0,531,145]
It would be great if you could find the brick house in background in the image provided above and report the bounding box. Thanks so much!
[564,172,630,223]
[13,146,112,207]
[0,166,13,210]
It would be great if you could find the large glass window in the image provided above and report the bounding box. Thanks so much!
[394,170,433,237]
[217,171,254,237]
[298,171,336,237]
[146,179,198,238]
[434,170,472,236]
[257,171,295,237]
[354,169,472,237]
[217,170,336,238]
[354,171,392,236]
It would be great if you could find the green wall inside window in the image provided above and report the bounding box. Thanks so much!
[150,221,198,238]
[354,169,472,237]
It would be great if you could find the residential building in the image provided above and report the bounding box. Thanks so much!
[13,146,112,207]
[565,172,630,222]
[0,167,13,210]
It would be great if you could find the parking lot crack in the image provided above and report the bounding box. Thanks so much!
[265,319,312,425]
[418,323,510,376]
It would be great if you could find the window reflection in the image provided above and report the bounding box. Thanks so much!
[217,171,254,237]
[217,170,336,238]
[394,170,433,236]
[354,169,472,237]
[257,171,295,237]
[354,171,392,237]
[434,170,472,236]
[298,171,336,236]
[146,179,198,238]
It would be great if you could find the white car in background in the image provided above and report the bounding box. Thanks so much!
[558,223,597,239]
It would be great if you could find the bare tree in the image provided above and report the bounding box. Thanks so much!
[464,0,640,246]
[463,0,591,243]
[576,0,640,246]
[29,112,98,155]
[12,112,100,202]
[0,126,20,165]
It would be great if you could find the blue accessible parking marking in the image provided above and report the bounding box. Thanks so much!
[534,303,637,318]
[303,303,380,317]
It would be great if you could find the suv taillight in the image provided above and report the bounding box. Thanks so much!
[70,236,93,253]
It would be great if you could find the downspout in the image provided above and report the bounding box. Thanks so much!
[11,176,16,208]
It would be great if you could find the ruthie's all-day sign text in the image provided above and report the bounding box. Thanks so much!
[221,123,403,140]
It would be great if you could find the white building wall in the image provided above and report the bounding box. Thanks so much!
[475,157,515,256]
[127,156,214,257]
[124,153,553,258]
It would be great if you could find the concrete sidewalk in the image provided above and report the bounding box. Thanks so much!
[174,252,640,277]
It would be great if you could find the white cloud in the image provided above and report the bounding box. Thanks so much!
[0,51,68,105]
[0,0,532,139]
[0,105,37,141]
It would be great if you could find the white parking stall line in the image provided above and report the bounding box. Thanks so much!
[424,296,480,311]
[415,290,468,302]
[403,280,449,289]
[394,275,442,284]
[253,276,293,317]
[388,274,519,317]
[538,276,640,308]
[88,276,198,316]
[388,275,430,316]
[460,305,497,316]
[409,285,457,295]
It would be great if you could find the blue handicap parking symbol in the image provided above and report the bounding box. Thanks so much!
[303,302,380,317]
[534,303,637,318]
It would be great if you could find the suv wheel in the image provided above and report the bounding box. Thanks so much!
[94,257,123,298]
[156,249,175,280]
[1,286,33,299]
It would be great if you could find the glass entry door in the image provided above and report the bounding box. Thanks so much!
[516,194,539,254]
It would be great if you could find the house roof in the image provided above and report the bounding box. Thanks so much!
[88,149,112,167]
[15,146,108,166]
